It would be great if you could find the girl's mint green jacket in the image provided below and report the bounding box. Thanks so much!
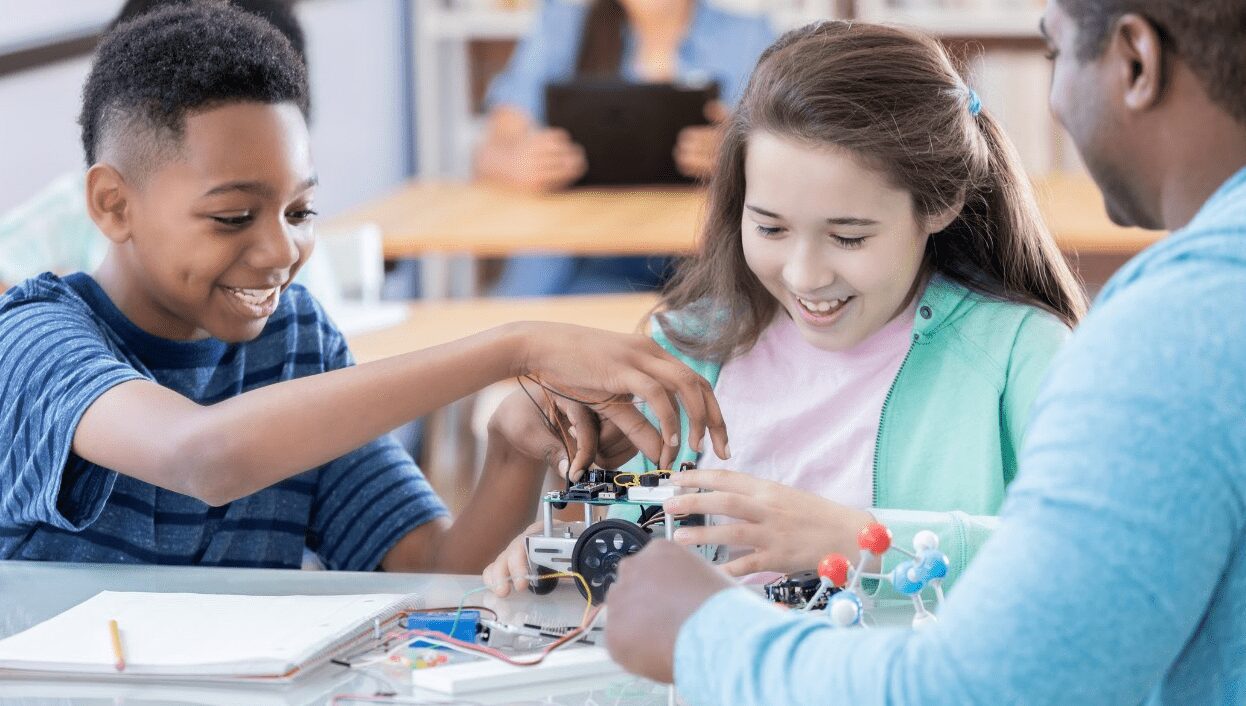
[622,275,1070,597]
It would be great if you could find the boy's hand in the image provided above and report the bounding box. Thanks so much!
[606,540,732,683]
[665,469,875,576]
[515,324,729,470]
[482,519,552,597]
[674,101,728,180]
[489,388,640,479]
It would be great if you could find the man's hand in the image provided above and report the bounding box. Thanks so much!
[665,469,875,576]
[606,540,733,683]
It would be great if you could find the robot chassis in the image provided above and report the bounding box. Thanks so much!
[525,464,707,602]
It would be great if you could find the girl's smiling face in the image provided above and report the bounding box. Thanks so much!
[741,131,948,352]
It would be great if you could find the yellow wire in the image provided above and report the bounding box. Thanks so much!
[538,570,593,627]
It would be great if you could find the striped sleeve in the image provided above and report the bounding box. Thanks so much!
[306,324,449,571]
[0,282,145,531]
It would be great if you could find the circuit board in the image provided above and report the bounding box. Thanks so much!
[540,465,696,507]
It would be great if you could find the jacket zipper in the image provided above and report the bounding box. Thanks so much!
[872,332,919,507]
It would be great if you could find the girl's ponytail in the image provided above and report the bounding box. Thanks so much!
[937,108,1087,328]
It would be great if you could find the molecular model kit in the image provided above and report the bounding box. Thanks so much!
[765,521,950,629]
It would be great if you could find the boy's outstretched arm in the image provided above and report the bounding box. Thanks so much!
[73,322,728,506]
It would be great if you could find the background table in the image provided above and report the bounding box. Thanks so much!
[327,173,1160,260]
[346,292,659,364]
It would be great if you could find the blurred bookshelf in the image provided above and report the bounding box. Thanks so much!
[412,0,1072,180]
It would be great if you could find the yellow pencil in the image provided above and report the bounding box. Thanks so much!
[108,619,126,672]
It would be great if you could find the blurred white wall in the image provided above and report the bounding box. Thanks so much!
[0,57,94,213]
[0,0,413,216]
[298,0,412,216]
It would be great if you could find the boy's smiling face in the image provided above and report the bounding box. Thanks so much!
[91,101,317,343]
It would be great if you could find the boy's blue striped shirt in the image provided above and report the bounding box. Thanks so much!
[0,273,447,570]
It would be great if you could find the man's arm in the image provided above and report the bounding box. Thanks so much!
[609,274,1246,704]
[74,322,728,506]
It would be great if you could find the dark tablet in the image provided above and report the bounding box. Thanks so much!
[545,79,720,186]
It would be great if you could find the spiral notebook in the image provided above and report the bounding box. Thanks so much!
[0,591,420,680]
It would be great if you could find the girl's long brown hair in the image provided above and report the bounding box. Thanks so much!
[658,21,1087,362]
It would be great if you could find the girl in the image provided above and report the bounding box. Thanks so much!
[476,0,776,296]
[483,20,1087,596]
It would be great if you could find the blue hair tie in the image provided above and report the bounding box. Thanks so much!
[967,89,982,117]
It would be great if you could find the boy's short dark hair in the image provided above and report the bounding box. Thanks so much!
[112,0,307,67]
[78,2,310,171]
[1059,0,1246,124]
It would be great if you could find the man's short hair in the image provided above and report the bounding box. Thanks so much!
[1059,0,1246,124]
[78,1,310,174]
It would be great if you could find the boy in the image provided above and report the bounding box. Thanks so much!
[0,4,727,572]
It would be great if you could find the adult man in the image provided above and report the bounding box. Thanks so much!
[605,1,1246,703]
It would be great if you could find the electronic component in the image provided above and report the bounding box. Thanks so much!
[565,482,612,501]
[625,478,693,503]
[764,571,834,609]
[406,610,480,649]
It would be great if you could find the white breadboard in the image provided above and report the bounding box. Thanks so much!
[409,646,622,695]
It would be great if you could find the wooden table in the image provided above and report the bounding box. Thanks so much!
[346,293,659,364]
[326,173,1162,261]
[327,183,706,260]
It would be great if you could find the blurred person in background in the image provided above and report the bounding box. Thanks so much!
[474,0,776,296]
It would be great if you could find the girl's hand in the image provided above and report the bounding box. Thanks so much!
[482,519,555,597]
[663,469,875,576]
[515,323,729,470]
[488,389,642,479]
[674,101,728,179]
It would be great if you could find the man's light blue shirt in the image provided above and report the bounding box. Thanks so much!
[673,166,1246,704]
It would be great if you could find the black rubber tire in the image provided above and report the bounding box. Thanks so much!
[570,518,651,603]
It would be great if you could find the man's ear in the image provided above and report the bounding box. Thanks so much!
[1110,13,1165,112]
[85,163,133,244]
